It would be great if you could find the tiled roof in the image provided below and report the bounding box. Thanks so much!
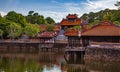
[40,25,61,31]
[37,31,58,38]
[82,20,120,36]
[64,20,120,36]
[40,25,46,31]
[54,25,61,31]
[66,14,78,19]
[60,18,82,26]
[64,29,81,36]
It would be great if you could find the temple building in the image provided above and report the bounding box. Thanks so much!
[60,14,82,29]
[64,20,120,48]
[64,28,89,47]
[82,20,120,42]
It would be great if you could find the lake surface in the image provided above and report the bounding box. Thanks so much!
[0,52,120,72]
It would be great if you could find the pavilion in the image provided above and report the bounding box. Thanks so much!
[60,14,82,30]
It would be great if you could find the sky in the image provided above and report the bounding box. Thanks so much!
[0,0,119,22]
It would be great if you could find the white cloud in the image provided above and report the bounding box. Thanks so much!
[38,11,68,23]
[0,0,118,22]
[0,11,7,17]
[83,0,118,12]
[64,3,82,14]
[37,0,119,22]
[56,0,119,22]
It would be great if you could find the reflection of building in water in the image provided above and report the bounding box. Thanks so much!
[64,50,87,72]
[0,52,56,63]
[64,27,87,72]
[0,53,120,72]
[37,31,56,52]
[67,64,88,72]
[38,53,56,63]
[64,51,85,64]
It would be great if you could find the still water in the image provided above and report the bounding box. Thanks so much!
[0,52,120,72]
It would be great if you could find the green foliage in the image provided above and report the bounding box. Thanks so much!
[0,58,43,72]
[73,25,82,30]
[81,13,88,20]
[6,22,23,39]
[6,11,28,27]
[25,59,42,72]
[46,17,55,24]
[28,11,34,15]
[0,13,2,19]
[88,20,100,28]
[46,24,55,32]
[103,12,114,21]
[0,11,55,39]
[112,10,120,21]
[26,11,51,24]
[113,21,120,26]
[81,8,120,27]
[0,29,3,37]
[24,24,40,37]
[0,18,9,30]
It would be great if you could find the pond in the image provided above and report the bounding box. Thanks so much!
[0,52,120,72]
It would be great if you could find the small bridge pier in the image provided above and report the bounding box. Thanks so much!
[65,48,86,64]
[64,36,89,64]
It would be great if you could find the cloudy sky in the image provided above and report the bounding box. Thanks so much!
[0,0,119,22]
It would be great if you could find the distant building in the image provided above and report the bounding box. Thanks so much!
[60,14,82,29]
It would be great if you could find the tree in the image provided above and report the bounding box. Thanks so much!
[112,10,120,21]
[46,24,55,32]
[115,1,120,9]
[28,11,34,16]
[0,13,2,19]
[114,21,120,26]
[45,17,55,24]
[80,13,89,20]
[103,12,114,21]
[37,15,47,24]
[6,11,27,27]
[88,20,100,28]
[0,29,3,39]
[26,11,48,24]
[73,25,82,30]
[6,22,23,39]
[24,24,40,37]
[0,19,13,38]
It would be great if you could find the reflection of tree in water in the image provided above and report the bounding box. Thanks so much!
[0,57,43,72]
[0,52,120,72]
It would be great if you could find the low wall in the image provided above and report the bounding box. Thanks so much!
[84,46,120,61]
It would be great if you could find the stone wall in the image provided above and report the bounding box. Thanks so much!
[84,46,120,61]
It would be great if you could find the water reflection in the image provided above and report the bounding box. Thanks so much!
[0,57,43,72]
[0,52,120,72]
[43,65,61,72]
